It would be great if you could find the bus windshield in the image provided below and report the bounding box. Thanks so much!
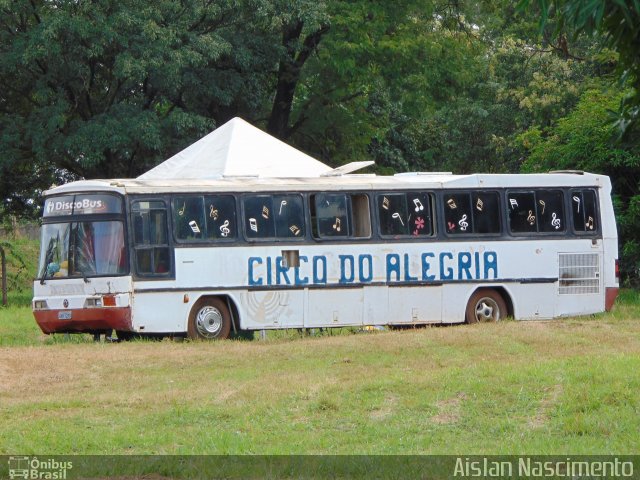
[38,221,127,279]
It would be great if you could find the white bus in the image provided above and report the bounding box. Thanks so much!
[32,171,619,340]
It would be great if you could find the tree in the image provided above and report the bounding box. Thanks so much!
[520,87,640,282]
[525,0,640,135]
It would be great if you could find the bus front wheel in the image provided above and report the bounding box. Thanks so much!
[465,289,507,323]
[188,298,231,340]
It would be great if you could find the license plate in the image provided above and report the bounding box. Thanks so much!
[58,311,72,320]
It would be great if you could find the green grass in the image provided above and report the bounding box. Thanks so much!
[1,293,640,459]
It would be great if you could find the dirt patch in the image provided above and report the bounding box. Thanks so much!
[369,394,398,421]
[431,392,466,425]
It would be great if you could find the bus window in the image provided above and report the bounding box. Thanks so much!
[243,194,305,240]
[314,193,350,238]
[173,196,205,241]
[444,193,473,234]
[472,192,500,234]
[244,195,275,239]
[132,200,170,276]
[378,193,432,237]
[571,189,598,233]
[507,192,537,233]
[508,190,565,234]
[537,190,565,232]
[205,195,237,240]
[273,194,304,238]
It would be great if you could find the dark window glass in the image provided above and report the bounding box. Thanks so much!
[205,195,237,240]
[378,194,409,236]
[273,195,304,238]
[315,194,349,237]
[378,193,432,237]
[537,190,565,232]
[444,193,473,234]
[244,196,275,239]
[173,196,205,241]
[132,200,170,275]
[507,192,537,233]
[472,192,500,234]
[571,189,598,233]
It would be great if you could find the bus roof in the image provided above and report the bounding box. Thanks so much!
[45,171,610,196]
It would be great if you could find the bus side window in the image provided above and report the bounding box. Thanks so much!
[378,194,409,236]
[507,192,537,233]
[537,190,565,232]
[571,189,598,232]
[205,195,237,240]
[273,194,305,238]
[314,193,350,238]
[244,195,276,239]
[173,196,205,241]
[131,200,170,276]
[472,192,500,234]
[378,193,431,237]
[444,193,473,234]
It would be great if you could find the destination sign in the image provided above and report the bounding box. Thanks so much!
[43,194,122,217]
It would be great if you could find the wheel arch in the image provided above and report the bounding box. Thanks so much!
[466,285,514,319]
[187,293,242,334]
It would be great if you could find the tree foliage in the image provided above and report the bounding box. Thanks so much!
[1,0,639,280]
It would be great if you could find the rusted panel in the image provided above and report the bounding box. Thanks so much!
[33,307,132,334]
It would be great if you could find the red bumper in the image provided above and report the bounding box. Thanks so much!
[33,307,132,334]
[605,287,619,312]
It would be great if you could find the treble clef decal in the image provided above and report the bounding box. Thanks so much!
[551,212,561,230]
[219,220,230,237]
[458,214,469,231]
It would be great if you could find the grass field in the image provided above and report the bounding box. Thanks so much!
[1,291,639,457]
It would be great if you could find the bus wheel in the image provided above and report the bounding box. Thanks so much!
[188,298,231,340]
[465,289,507,323]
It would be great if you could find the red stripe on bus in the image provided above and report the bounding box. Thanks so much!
[605,287,619,312]
[33,307,132,334]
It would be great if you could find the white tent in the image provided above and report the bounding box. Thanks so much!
[138,117,333,180]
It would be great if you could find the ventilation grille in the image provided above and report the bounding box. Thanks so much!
[559,253,600,295]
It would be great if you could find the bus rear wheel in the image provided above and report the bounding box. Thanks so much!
[188,298,231,340]
[465,289,507,323]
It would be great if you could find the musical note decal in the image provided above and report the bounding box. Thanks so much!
[572,195,581,213]
[585,216,594,230]
[219,220,230,237]
[249,218,258,232]
[178,202,186,216]
[262,206,270,219]
[209,205,219,220]
[551,212,561,230]
[332,218,341,232]
[382,197,390,210]
[538,199,546,215]
[509,198,519,209]
[188,220,201,234]
[527,210,536,226]
[279,200,287,215]
[458,214,469,231]
[289,225,301,236]
[476,198,484,212]
[447,198,457,210]
[413,198,424,212]
[392,212,405,226]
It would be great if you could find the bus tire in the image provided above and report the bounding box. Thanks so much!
[465,289,507,323]
[188,298,231,340]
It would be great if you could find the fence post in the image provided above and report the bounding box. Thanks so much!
[1,246,6,306]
